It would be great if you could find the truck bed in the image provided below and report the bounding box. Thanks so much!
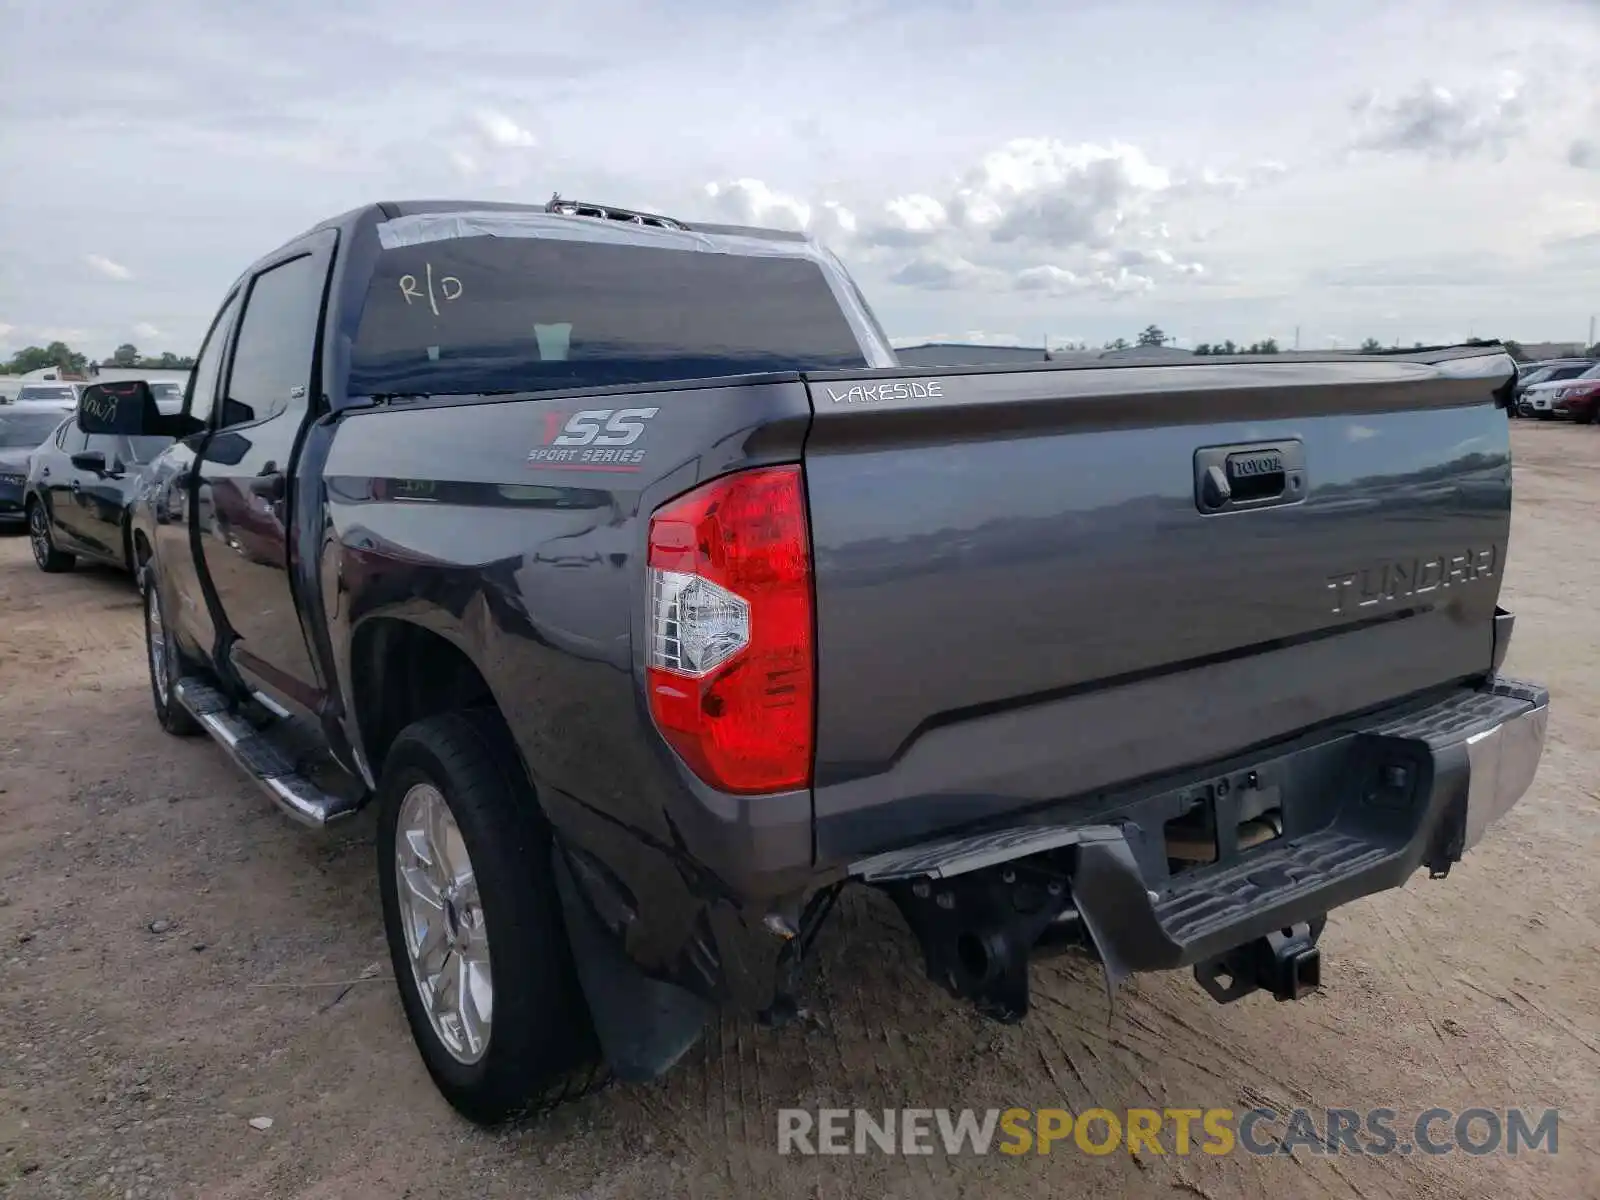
[801,349,1515,860]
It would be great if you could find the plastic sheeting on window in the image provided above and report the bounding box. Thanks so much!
[374,210,897,370]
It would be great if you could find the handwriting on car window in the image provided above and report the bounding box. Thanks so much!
[398,263,464,316]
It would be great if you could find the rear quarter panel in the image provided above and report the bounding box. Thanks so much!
[318,380,816,986]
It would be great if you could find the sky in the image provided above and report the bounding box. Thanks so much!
[2,0,1598,359]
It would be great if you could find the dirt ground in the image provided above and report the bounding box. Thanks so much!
[2,421,1597,1200]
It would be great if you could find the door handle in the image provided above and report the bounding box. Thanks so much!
[1195,440,1306,514]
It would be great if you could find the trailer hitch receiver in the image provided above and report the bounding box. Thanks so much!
[1192,919,1324,1004]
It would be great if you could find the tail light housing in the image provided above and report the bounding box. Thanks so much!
[646,465,814,794]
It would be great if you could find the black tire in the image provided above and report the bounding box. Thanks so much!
[376,709,605,1125]
[1577,409,1595,426]
[27,499,74,573]
[142,567,200,736]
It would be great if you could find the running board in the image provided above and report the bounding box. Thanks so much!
[173,677,362,828]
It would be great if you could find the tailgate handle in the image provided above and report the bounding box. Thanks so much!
[1195,440,1306,514]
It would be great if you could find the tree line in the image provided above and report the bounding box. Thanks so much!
[1111,327,1600,361]
[3,341,196,376]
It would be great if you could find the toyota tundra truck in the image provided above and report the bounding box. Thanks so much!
[83,196,1548,1126]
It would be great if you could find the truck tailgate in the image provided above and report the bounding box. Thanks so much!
[801,351,1515,860]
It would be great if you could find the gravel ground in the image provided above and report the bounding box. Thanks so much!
[1,420,1597,1199]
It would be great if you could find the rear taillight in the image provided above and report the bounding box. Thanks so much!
[646,465,814,794]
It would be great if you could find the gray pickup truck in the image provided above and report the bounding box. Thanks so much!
[80,196,1548,1125]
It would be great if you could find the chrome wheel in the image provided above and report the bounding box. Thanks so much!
[395,782,493,1065]
[28,504,50,568]
[146,585,170,705]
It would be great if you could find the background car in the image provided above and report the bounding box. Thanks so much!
[1539,362,1600,424]
[147,380,186,411]
[1516,360,1596,417]
[6,381,81,408]
[0,403,75,528]
[23,406,177,574]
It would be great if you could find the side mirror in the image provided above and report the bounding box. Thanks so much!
[78,381,160,436]
[70,450,108,473]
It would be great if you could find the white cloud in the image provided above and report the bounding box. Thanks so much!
[704,178,813,231]
[0,322,13,340]
[702,178,859,243]
[1349,75,1527,160]
[472,109,536,149]
[1569,139,1600,170]
[132,321,167,341]
[707,136,1246,301]
[84,254,133,281]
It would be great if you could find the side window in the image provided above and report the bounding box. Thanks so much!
[222,253,325,429]
[188,290,242,428]
[59,419,89,455]
[84,432,123,461]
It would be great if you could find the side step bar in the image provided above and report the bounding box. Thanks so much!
[173,677,362,828]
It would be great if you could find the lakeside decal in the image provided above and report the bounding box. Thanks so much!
[826,379,945,405]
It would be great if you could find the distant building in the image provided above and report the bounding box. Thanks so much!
[1518,341,1588,361]
[894,342,1052,367]
[894,341,1195,367]
[1098,344,1195,361]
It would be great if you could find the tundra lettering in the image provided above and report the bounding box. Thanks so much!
[1324,546,1499,615]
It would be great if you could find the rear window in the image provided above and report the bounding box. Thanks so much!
[349,236,869,397]
[0,412,65,448]
[17,385,76,402]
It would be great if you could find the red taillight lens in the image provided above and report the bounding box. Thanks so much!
[646,465,814,794]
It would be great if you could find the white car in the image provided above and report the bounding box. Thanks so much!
[146,380,187,412]
[9,382,80,407]
[1519,364,1600,418]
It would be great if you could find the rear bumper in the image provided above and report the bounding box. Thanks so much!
[848,676,1548,987]
[558,675,1548,1021]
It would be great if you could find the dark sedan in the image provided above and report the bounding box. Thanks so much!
[0,405,75,528]
[24,407,176,574]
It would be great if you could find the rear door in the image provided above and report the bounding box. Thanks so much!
[193,231,334,715]
[44,417,91,550]
[155,288,242,664]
